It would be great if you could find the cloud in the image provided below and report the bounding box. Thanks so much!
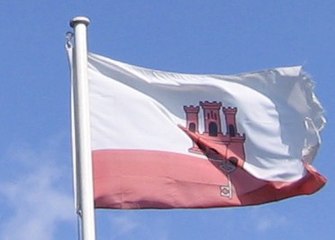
[96,211,170,240]
[255,214,287,232]
[0,134,76,240]
[111,215,139,235]
[249,207,289,233]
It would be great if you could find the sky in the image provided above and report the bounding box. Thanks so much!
[0,1,334,239]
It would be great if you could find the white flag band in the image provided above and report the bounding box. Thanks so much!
[88,53,325,181]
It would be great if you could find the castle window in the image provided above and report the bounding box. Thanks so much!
[189,123,196,132]
[228,157,238,167]
[209,122,218,136]
[228,124,236,137]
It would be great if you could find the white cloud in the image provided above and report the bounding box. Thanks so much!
[96,212,170,240]
[111,215,139,235]
[0,134,76,240]
[248,207,289,233]
[255,214,287,232]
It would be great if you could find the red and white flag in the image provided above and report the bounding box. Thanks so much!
[87,53,326,209]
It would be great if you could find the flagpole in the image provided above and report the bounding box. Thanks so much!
[70,16,96,240]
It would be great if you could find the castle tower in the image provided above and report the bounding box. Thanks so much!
[183,105,200,133]
[200,101,222,137]
[222,107,238,137]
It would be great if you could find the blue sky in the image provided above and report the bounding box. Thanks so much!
[0,1,334,239]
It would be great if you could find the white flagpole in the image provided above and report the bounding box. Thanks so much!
[70,16,96,240]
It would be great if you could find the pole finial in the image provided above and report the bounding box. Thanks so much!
[70,16,90,28]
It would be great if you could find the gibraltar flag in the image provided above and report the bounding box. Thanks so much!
[87,53,326,209]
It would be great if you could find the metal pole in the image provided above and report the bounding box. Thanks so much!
[70,16,96,240]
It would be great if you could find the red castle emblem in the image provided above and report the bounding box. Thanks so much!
[181,101,246,172]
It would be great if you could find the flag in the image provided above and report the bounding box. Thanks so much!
[87,52,326,209]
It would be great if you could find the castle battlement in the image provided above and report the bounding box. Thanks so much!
[183,105,200,113]
[222,106,237,113]
[200,101,222,109]
[184,101,243,138]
